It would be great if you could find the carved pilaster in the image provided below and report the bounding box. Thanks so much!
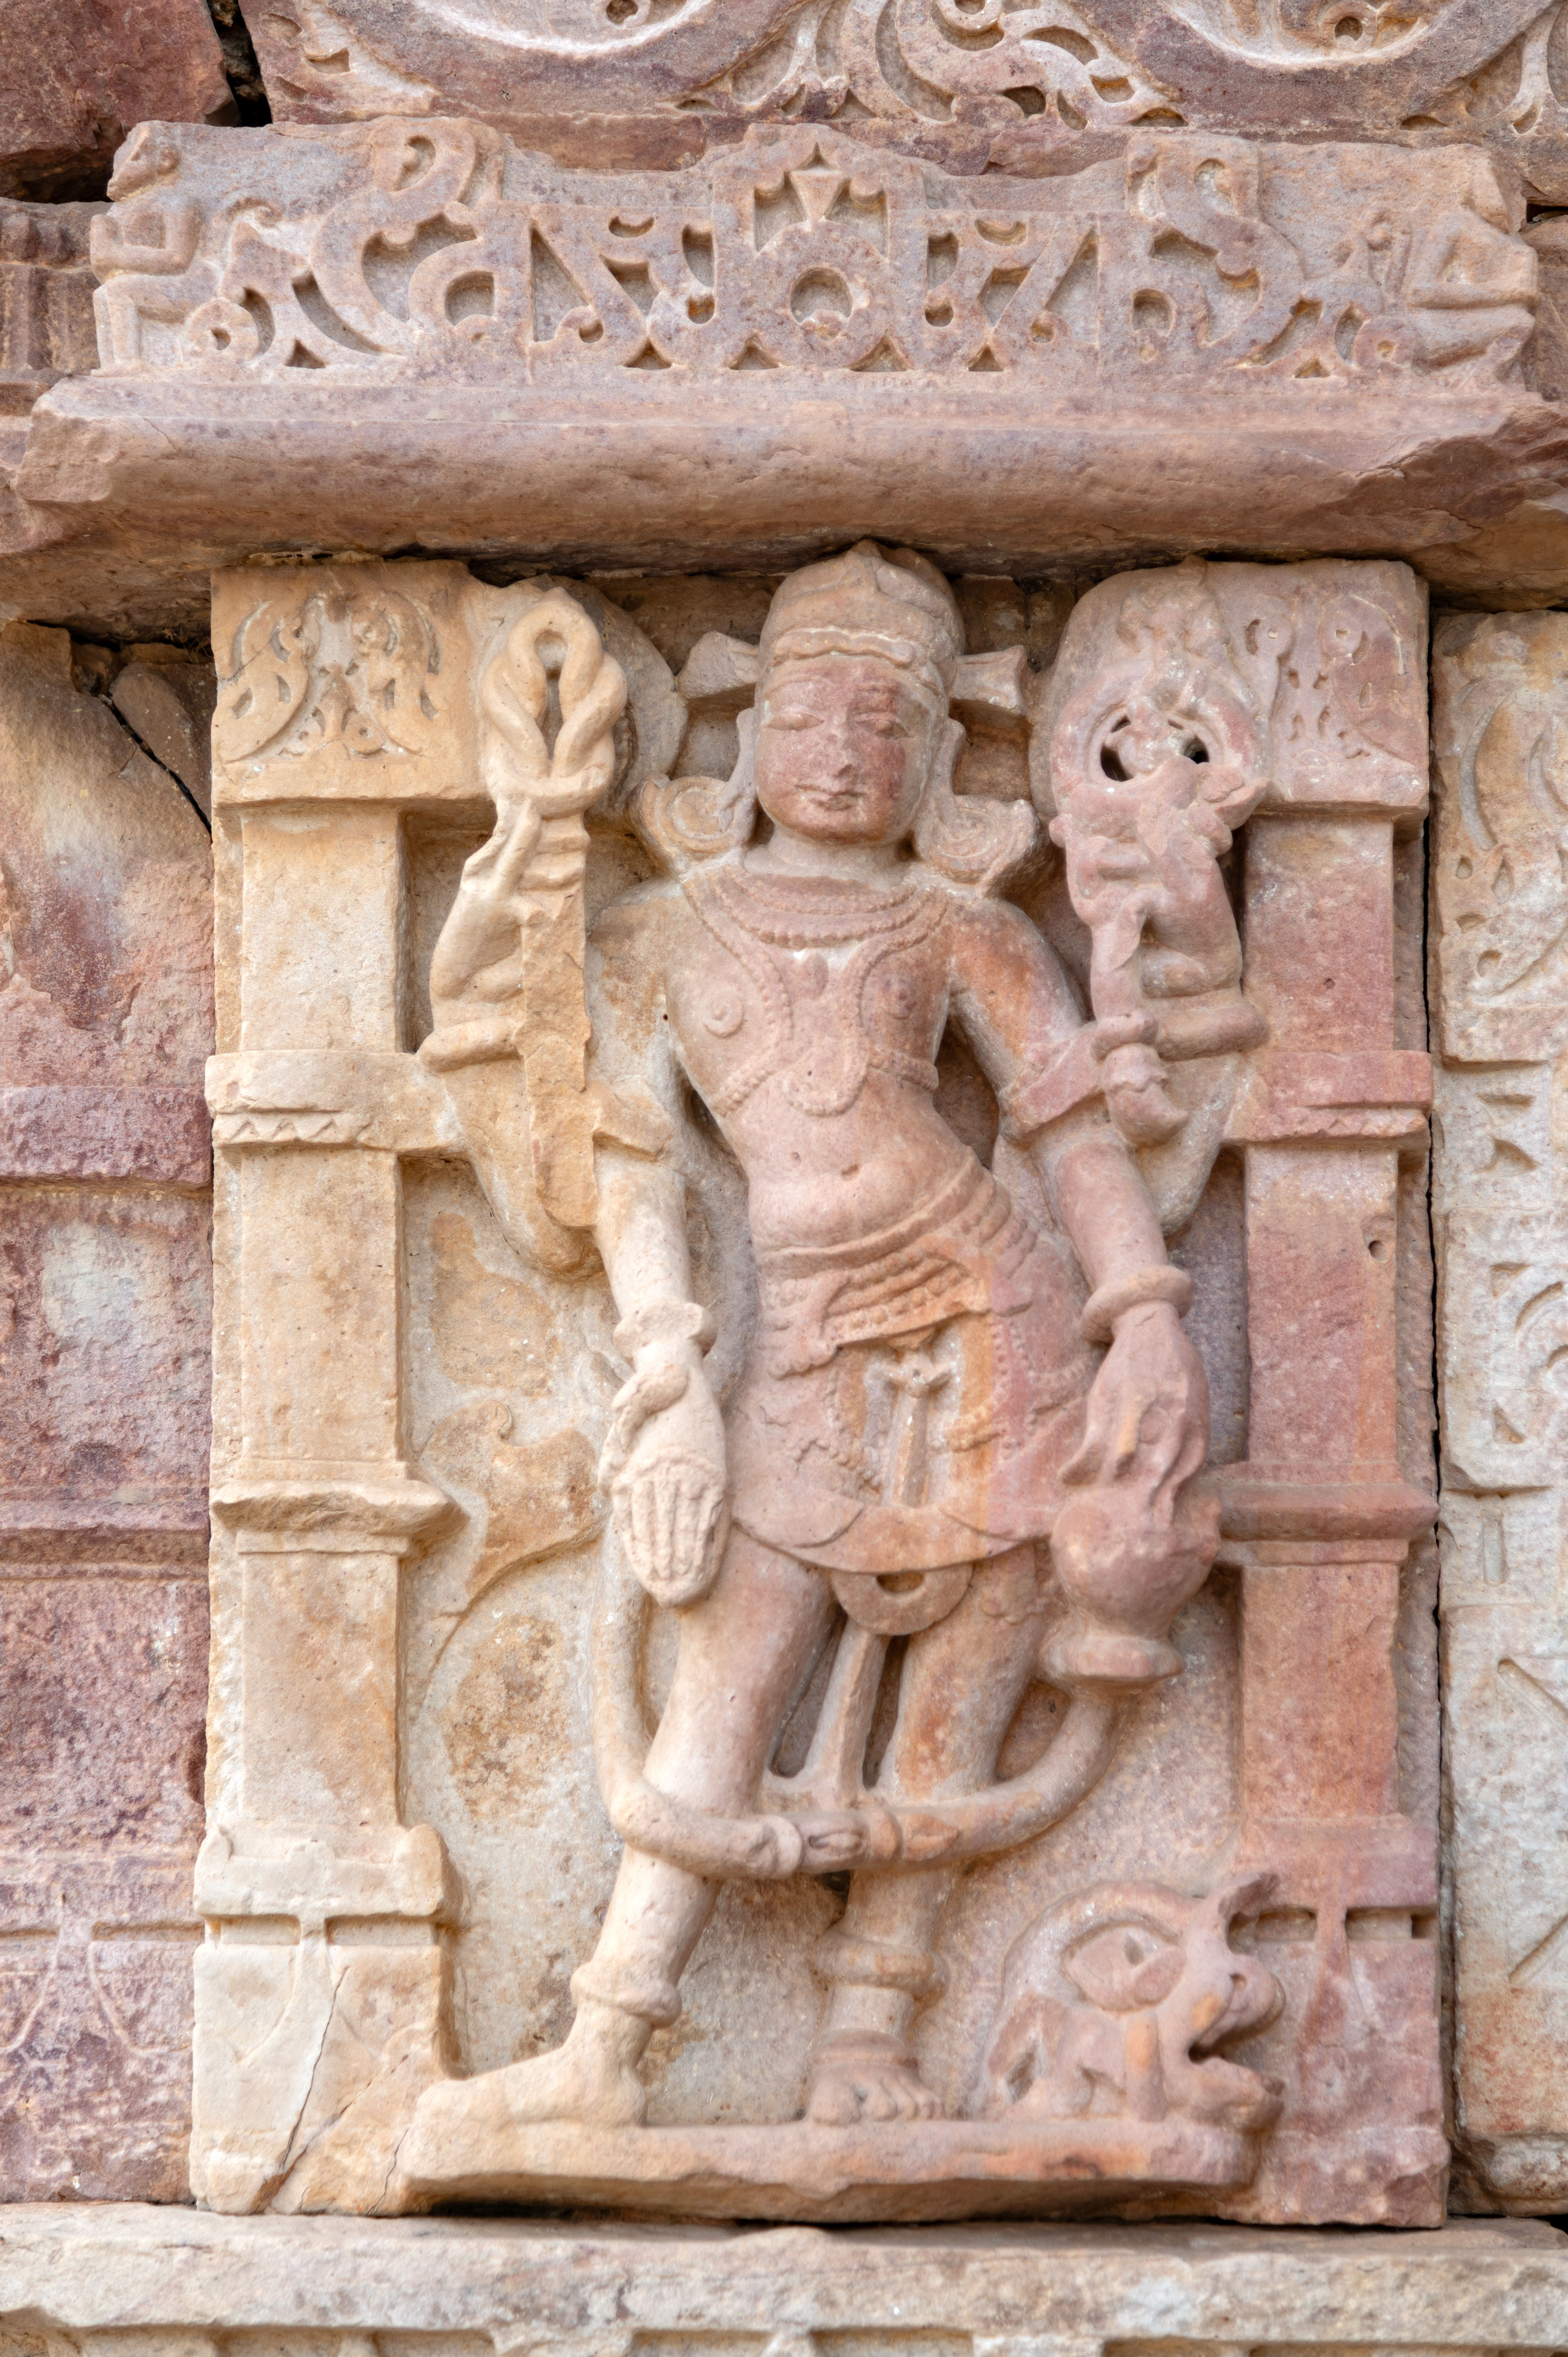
[1219,563,1443,2223]
[195,563,477,2214]
[1433,611,1568,2213]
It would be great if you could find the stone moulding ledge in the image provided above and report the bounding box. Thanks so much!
[6,378,1568,639]
[0,2210,1564,2341]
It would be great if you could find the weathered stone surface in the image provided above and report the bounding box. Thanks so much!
[0,116,1557,636]
[110,645,217,818]
[0,0,1546,2245]
[0,0,231,203]
[14,369,1568,642]
[194,547,1437,2227]
[0,619,213,2201]
[241,0,1568,209]
[1432,606,1568,2215]
[0,201,102,417]
[0,2206,1564,2346]
[84,119,1535,393]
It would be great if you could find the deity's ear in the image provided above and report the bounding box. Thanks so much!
[634,707,760,875]
[913,716,1038,896]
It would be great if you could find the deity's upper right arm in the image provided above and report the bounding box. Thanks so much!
[585,882,690,1158]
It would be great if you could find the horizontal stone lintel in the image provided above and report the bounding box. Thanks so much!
[194,1821,455,1926]
[0,2210,1561,2340]
[0,1084,210,1185]
[1233,1814,1439,1913]
[207,1050,461,1154]
[1219,1468,1435,1543]
[8,376,1568,641]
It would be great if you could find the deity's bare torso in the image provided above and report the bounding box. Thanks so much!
[593,853,1085,1261]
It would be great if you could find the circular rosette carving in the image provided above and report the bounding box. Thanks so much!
[283,0,807,116]
[1168,0,1465,58]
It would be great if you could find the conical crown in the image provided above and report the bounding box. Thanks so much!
[758,541,963,706]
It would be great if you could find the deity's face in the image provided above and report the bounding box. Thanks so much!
[753,654,937,849]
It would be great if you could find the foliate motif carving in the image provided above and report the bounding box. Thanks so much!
[1434,613,1568,1049]
[90,118,1536,395]
[692,0,1173,136]
[1415,7,1568,190]
[242,0,1568,203]
[1433,610,1568,2212]
[215,581,444,769]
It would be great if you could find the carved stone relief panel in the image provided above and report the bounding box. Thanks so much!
[0,620,214,2199]
[88,118,1535,399]
[199,544,1438,2225]
[1433,610,1568,2214]
[239,0,1568,205]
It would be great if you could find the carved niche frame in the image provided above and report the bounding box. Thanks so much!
[191,540,1440,2225]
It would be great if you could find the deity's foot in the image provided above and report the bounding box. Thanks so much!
[405,2000,648,2177]
[805,2032,944,2126]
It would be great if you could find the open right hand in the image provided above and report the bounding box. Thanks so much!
[603,1358,729,1609]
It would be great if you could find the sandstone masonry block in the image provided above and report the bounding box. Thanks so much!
[0,620,214,2201]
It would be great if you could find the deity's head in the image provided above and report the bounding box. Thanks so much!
[752,542,962,849]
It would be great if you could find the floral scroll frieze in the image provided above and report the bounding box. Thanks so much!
[245,0,1568,207]
[89,116,1536,393]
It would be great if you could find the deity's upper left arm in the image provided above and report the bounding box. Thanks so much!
[943,892,1086,1094]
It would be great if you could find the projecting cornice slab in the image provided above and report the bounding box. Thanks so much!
[2,118,1565,634]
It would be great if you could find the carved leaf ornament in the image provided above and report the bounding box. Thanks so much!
[216,582,442,769]
[1438,618,1568,1007]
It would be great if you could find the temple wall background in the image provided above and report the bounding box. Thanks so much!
[3,0,1568,2344]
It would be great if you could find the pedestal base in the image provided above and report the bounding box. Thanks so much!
[399,2114,1260,2222]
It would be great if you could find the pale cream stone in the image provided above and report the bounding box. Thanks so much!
[1432,609,1568,2214]
[0,2207,1564,2351]
[85,120,1532,395]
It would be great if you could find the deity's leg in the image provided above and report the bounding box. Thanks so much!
[806,1543,1046,2126]
[421,1531,833,2136]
